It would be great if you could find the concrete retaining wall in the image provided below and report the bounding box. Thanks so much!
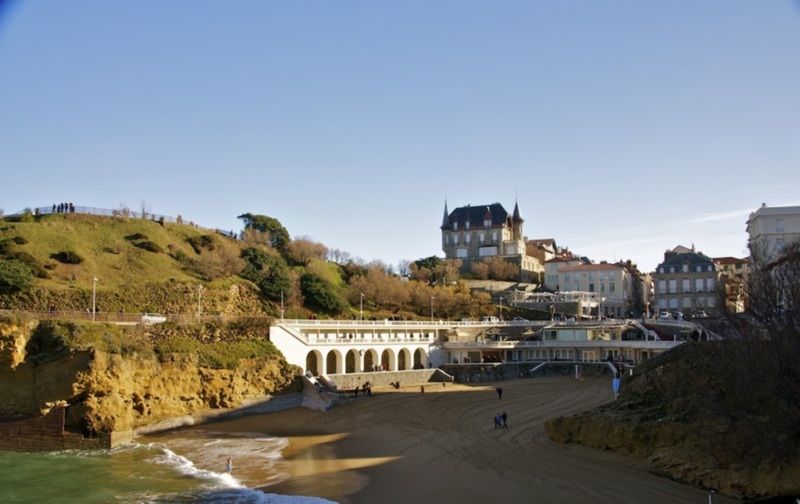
[0,408,110,451]
[325,369,451,390]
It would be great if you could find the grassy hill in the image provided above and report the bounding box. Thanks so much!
[0,213,265,315]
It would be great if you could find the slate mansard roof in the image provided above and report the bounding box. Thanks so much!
[441,203,517,230]
[656,251,716,272]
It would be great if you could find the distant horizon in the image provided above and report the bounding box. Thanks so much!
[2,2,798,273]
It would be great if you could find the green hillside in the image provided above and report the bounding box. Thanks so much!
[0,213,263,314]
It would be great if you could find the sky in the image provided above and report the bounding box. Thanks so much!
[1,1,799,272]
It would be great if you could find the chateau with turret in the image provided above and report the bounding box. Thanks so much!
[440,201,543,282]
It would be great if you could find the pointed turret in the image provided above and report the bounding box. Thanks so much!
[440,200,450,229]
[512,200,523,223]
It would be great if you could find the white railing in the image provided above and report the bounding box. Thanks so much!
[304,334,434,345]
[279,318,633,329]
[443,340,682,350]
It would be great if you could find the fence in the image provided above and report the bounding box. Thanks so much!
[0,309,272,326]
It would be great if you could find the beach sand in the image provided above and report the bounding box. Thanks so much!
[201,376,737,504]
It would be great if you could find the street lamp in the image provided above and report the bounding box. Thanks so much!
[197,284,204,317]
[360,292,365,322]
[498,296,504,320]
[92,277,98,321]
[430,296,435,322]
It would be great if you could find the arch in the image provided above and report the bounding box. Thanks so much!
[326,349,343,374]
[305,350,323,375]
[363,348,378,372]
[398,348,412,371]
[380,348,396,371]
[345,349,362,374]
[413,348,427,369]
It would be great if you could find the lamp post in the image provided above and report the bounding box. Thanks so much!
[92,277,98,321]
[280,290,285,320]
[498,296,504,320]
[430,296,435,322]
[197,284,204,317]
[360,292,365,322]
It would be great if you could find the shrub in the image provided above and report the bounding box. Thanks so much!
[135,241,164,253]
[125,233,149,241]
[0,258,34,294]
[51,250,84,264]
[300,272,344,314]
[12,236,27,245]
[7,251,50,278]
[186,235,217,254]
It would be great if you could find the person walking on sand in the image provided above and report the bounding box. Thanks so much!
[496,386,503,399]
[226,457,233,474]
[494,413,501,429]
[501,411,508,429]
[420,385,425,394]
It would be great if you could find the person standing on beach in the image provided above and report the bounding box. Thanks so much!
[226,457,233,473]
[501,411,508,429]
[494,414,501,429]
[496,386,503,399]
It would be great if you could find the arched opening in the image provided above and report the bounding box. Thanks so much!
[398,348,412,371]
[363,349,377,372]
[346,349,361,373]
[413,348,427,369]
[380,349,396,371]
[326,350,342,374]
[306,350,323,375]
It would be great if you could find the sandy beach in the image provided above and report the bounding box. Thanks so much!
[196,376,737,504]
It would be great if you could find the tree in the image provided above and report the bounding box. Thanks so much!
[285,237,328,266]
[0,258,34,294]
[237,213,290,251]
[239,247,291,302]
[300,273,344,314]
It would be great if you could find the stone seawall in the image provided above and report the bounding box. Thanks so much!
[325,369,451,390]
[0,407,110,451]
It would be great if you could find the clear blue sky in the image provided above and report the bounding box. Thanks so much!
[2,1,799,272]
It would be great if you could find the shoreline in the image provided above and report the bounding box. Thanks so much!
[165,377,738,504]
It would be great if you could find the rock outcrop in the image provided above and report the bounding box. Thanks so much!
[0,317,300,438]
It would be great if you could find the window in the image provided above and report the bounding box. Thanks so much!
[453,222,458,230]
[465,220,470,229]
[492,231,498,242]
[479,232,484,243]
[707,265,712,272]
[444,234,449,244]
[776,218,785,233]
[484,219,491,227]
[658,280,666,294]
[453,235,458,245]
[658,298,667,309]
[600,283,605,293]
[695,278,704,291]
[682,279,690,292]
[683,297,692,308]
[696,265,702,272]
[670,267,675,273]
[589,283,595,292]
[669,298,678,309]
[707,296,716,308]
[682,264,688,272]
[456,248,468,258]
[610,282,615,293]
[465,233,471,243]
[706,278,715,290]
[668,279,677,292]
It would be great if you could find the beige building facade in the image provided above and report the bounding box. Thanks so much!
[555,263,633,318]
[441,201,543,282]
[747,204,800,262]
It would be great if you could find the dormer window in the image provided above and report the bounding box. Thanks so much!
[670,267,675,273]
[484,219,491,227]
[682,264,688,272]
[465,220,470,229]
[707,265,712,272]
[696,266,701,272]
[453,222,458,230]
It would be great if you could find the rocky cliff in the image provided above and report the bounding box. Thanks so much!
[0,316,300,437]
[545,341,800,500]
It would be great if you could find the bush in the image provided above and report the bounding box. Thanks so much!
[300,272,344,314]
[0,258,34,294]
[51,250,84,264]
[154,334,278,369]
[186,235,217,254]
[135,241,164,253]
[125,233,149,241]
[7,251,50,278]
[12,236,27,245]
